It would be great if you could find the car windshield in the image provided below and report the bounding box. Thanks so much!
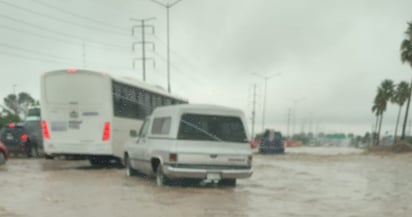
[178,114,247,143]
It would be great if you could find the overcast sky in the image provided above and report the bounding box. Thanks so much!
[1,0,412,135]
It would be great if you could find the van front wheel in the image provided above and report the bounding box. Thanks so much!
[125,154,138,177]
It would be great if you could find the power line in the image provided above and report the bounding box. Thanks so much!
[0,50,73,65]
[0,13,129,49]
[0,44,132,70]
[29,0,129,32]
[0,23,129,52]
[0,43,80,62]
[0,0,128,37]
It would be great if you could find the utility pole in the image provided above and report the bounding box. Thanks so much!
[287,108,291,138]
[151,0,184,93]
[291,97,306,136]
[131,17,156,82]
[253,73,281,131]
[251,84,257,140]
[82,41,86,69]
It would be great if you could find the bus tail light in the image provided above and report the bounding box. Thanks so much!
[42,121,50,140]
[102,122,111,141]
[67,68,77,73]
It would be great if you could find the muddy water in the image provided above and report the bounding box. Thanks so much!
[1,148,412,217]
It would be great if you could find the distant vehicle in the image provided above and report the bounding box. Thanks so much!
[40,69,188,166]
[0,123,34,157]
[0,141,9,165]
[24,106,43,156]
[259,130,285,154]
[124,104,253,187]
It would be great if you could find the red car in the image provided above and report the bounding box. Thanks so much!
[0,141,9,165]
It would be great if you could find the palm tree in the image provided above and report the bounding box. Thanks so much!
[391,81,410,143]
[372,80,394,145]
[400,22,412,139]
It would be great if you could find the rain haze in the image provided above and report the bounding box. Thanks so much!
[1,0,412,135]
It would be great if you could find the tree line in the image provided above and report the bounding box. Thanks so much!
[0,92,38,128]
[372,21,412,145]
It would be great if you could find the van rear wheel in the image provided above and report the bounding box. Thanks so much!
[220,179,237,187]
[156,165,170,186]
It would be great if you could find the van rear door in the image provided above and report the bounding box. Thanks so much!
[174,114,251,168]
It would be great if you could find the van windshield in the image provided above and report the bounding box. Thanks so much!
[178,114,247,143]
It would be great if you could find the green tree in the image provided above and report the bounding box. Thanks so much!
[400,22,412,139]
[3,92,35,118]
[372,80,394,145]
[391,81,410,143]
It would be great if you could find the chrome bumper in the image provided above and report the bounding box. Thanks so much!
[163,165,253,179]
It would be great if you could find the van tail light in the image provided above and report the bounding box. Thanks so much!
[21,134,28,142]
[102,122,111,141]
[42,121,50,140]
[8,123,15,128]
[169,153,178,163]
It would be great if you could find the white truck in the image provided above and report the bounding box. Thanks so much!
[124,104,253,186]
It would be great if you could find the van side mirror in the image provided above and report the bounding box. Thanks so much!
[129,130,138,138]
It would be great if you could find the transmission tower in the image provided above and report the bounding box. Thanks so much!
[131,17,156,81]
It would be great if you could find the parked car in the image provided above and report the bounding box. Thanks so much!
[0,141,9,165]
[124,104,253,187]
[0,123,35,157]
[23,106,43,156]
[259,130,285,154]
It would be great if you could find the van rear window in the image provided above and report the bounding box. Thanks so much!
[177,114,247,143]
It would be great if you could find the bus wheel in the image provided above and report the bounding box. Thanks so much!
[89,157,103,167]
[44,154,54,160]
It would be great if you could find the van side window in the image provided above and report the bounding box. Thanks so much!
[139,118,151,138]
[151,117,171,135]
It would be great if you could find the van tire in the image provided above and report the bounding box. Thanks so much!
[156,165,170,186]
[220,179,237,187]
[125,154,138,177]
[0,152,6,165]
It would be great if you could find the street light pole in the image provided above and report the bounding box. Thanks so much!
[253,73,281,132]
[151,0,183,93]
[291,97,306,136]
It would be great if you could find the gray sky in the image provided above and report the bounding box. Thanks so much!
[1,0,412,135]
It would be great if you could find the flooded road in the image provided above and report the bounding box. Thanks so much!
[1,147,412,217]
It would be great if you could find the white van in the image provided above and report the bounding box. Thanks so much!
[124,104,253,186]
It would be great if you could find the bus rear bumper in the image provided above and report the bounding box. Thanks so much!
[44,141,113,156]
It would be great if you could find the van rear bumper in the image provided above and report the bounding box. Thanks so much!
[163,164,253,179]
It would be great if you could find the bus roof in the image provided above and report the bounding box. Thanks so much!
[43,69,188,102]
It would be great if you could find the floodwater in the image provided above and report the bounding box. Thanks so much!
[1,147,412,217]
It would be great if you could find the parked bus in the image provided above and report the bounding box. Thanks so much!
[40,69,188,166]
